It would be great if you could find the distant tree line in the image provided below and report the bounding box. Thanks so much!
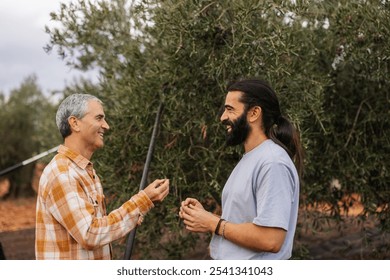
[0,76,61,198]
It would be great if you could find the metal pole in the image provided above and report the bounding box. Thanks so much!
[123,102,164,260]
[0,145,59,177]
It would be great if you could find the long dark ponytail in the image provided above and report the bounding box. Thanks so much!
[227,79,304,177]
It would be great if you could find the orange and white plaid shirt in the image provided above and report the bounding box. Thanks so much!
[35,145,153,259]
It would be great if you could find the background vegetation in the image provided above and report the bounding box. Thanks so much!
[0,76,60,197]
[1,0,388,259]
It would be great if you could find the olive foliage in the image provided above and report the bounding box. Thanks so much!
[45,0,389,259]
[0,76,60,197]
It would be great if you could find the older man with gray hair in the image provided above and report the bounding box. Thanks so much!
[35,94,169,259]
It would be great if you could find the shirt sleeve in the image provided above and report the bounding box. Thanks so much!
[47,173,154,250]
[252,162,295,230]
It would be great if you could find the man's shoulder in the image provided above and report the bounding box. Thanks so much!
[42,153,73,177]
[39,154,75,197]
[245,140,277,160]
[246,141,295,173]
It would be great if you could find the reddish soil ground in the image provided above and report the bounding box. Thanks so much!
[0,196,388,260]
[0,197,36,259]
[0,197,36,232]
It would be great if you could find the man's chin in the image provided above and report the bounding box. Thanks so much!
[95,141,104,149]
[225,134,246,146]
[225,138,239,146]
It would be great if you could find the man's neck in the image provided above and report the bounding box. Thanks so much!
[243,132,268,153]
[64,138,94,160]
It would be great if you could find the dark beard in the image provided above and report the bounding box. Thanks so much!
[222,111,250,146]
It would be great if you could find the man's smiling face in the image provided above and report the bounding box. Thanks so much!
[220,91,251,146]
[78,100,110,152]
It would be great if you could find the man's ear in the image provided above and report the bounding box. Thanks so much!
[248,106,262,123]
[68,116,80,132]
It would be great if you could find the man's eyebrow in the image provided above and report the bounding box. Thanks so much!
[224,104,234,110]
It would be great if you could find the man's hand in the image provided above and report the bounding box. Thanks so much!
[179,197,219,233]
[143,179,169,203]
[180,198,204,210]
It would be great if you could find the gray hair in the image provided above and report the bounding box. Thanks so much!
[56,93,102,138]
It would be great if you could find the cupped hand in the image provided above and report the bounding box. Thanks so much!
[181,197,204,210]
[143,179,169,203]
[179,198,219,233]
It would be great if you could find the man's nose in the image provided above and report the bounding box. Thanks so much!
[220,110,227,123]
[103,119,110,130]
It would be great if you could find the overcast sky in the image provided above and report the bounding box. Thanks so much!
[0,0,97,99]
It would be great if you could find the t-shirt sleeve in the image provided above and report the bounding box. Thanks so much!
[252,162,295,230]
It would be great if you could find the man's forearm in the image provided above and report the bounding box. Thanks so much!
[216,221,286,253]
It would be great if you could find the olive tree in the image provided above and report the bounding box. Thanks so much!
[45,0,389,259]
[0,76,60,197]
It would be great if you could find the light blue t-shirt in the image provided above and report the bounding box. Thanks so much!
[210,139,299,259]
